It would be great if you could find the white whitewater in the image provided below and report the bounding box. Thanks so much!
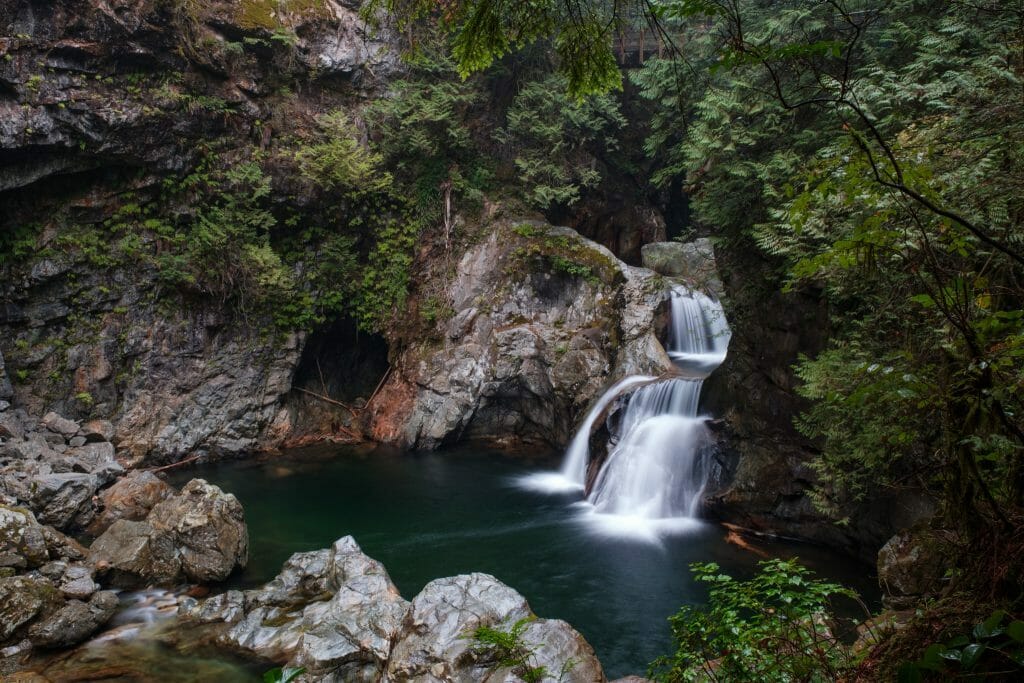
[583,285,731,534]
[519,281,731,539]
[667,286,730,372]
[587,379,709,519]
[519,375,654,493]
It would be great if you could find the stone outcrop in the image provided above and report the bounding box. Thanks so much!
[641,238,724,299]
[877,525,950,607]
[86,469,176,536]
[187,536,604,683]
[368,221,674,450]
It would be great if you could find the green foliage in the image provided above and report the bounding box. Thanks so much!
[262,666,305,683]
[651,559,859,682]
[0,223,40,265]
[466,616,561,683]
[899,610,1024,681]
[495,71,625,210]
[295,111,393,196]
[74,392,94,407]
[367,0,624,95]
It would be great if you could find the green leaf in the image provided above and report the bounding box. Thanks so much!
[973,610,1006,639]
[1006,620,1024,643]
[960,643,985,670]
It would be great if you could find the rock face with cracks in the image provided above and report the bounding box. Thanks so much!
[367,220,675,450]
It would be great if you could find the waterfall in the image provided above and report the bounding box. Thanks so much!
[518,280,730,534]
[560,375,655,486]
[668,286,730,372]
[583,285,731,526]
[587,379,709,519]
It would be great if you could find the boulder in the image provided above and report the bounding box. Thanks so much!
[28,472,99,530]
[640,239,723,299]
[41,412,79,439]
[147,479,248,583]
[878,526,949,606]
[88,519,181,588]
[0,505,49,569]
[59,564,99,600]
[87,470,176,537]
[27,590,117,648]
[0,411,25,440]
[387,572,605,682]
[0,576,62,643]
[65,442,123,485]
[79,419,115,443]
[191,536,409,680]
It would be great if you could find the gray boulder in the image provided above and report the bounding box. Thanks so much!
[28,472,99,530]
[27,590,118,648]
[41,412,80,439]
[640,239,723,299]
[387,572,605,683]
[191,536,409,681]
[88,519,181,588]
[88,478,247,586]
[147,479,248,583]
[0,505,49,569]
[0,575,62,643]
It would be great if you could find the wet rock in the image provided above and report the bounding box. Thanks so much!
[191,536,409,680]
[878,526,950,606]
[88,519,181,588]
[87,470,176,537]
[0,505,49,569]
[387,572,604,682]
[27,590,117,648]
[147,479,248,583]
[0,575,62,643]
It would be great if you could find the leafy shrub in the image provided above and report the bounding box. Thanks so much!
[651,559,860,683]
[898,610,1024,682]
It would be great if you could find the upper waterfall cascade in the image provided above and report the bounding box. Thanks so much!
[667,286,731,375]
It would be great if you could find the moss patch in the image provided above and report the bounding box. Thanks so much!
[509,222,623,287]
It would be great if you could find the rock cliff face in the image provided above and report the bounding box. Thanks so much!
[0,0,395,462]
[367,221,674,450]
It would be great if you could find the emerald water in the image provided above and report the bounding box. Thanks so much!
[173,444,877,679]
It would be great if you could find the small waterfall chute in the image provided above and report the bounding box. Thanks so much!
[668,286,730,373]
[587,380,709,520]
